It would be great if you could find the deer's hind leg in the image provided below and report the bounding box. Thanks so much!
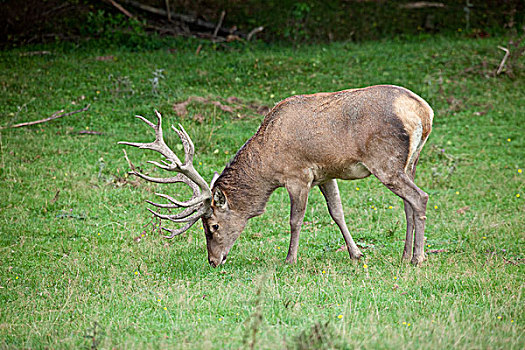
[319,179,363,260]
[402,155,419,262]
[368,165,428,265]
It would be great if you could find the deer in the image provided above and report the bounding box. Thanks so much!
[120,85,433,267]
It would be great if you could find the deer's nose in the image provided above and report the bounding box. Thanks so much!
[208,254,227,268]
[208,259,218,268]
[208,255,222,268]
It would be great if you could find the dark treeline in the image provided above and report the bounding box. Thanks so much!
[2,0,523,46]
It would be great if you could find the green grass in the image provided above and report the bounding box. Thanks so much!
[0,36,524,349]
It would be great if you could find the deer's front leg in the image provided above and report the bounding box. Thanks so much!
[319,179,363,260]
[285,181,310,264]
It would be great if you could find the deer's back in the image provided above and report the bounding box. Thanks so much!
[253,85,433,183]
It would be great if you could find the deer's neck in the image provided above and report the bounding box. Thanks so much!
[214,137,277,219]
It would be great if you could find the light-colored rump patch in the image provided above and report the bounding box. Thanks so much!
[393,94,430,171]
[406,121,423,170]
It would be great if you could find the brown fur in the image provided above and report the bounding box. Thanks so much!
[204,85,433,267]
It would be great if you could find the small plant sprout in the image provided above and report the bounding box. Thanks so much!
[150,69,165,95]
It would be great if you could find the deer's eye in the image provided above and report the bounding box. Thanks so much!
[212,224,219,231]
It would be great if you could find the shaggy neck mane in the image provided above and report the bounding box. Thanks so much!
[214,136,275,218]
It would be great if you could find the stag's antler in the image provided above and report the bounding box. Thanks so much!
[119,110,212,238]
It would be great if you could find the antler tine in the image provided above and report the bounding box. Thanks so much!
[172,124,195,166]
[147,205,206,223]
[118,113,181,165]
[119,111,213,238]
[146,201,198,217]
[154,192,206,208]
[121,150,186,184]
[161,216,201,239]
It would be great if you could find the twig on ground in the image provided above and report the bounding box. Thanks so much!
[195,44,203,55]
[19,51,52,56]
[399,2,445,9]
[120,0,256,41]
[247,26,264,41]
[496,46,510,75]
[213,11,226,38]
[77,130,103,135]
[0,104,91,130]
[165,0,171,21]
[105,0,135,19]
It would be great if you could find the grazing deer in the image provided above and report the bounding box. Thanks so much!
[120,85,433,267]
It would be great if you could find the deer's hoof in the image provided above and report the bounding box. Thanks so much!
[411,255,426,266]
[285,256,297,264]
[350,249,363,260]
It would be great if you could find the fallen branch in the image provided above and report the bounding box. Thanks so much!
[120,0,250,39]
[399,2,445,9]
[165,0,171,21]
[105,0,135,19]
[247,26,264,41]
[496,46,510,75]
[0,104,91,130]
[213,11,226,38]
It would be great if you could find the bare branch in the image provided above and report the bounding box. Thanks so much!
[105,0,135,19]
[247,26,264,41]
[1,104,90,130]
[496,46,510,75]
[213,11,226,38]
[399,2,445,9]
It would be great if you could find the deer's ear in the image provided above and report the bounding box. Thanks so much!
[213,187,228,210]
[210,172,220,188]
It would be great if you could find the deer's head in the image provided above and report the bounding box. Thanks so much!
[119,111,244,268]
[201,186,248,267]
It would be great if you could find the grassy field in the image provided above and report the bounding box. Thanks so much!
[0,35,524,349]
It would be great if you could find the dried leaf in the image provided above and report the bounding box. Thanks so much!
[427,249,449,254]
[173,100,191,117]
[192,113,205,123]
[336,245,347,252]
[210,100,235,113]
[226,96,243,104]
[456,206,470,214]
[77,130,103,135]
[50,190,60,205]
[95,55,115,61]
